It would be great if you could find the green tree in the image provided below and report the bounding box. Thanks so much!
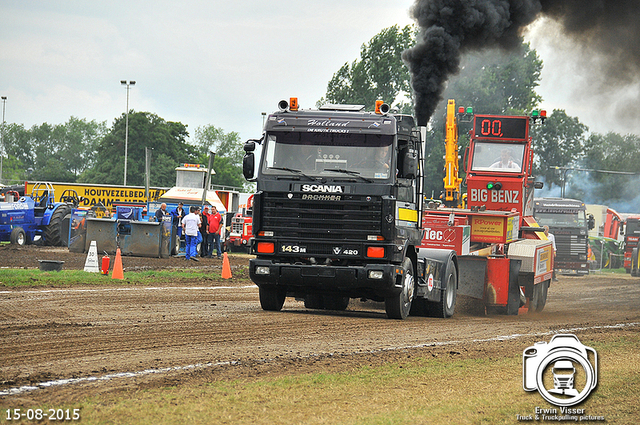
[319,25,415,108]
[191,125,248,191]
[530,109,589,188]
[80,112,195,187]
[442,45,543,116]
[572,132,640,204]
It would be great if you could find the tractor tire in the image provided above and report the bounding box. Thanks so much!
[259,285,286,311]
[44,205,72,247]
[10,227,26,246]
[428,260,457,318]
[385,257,415,320]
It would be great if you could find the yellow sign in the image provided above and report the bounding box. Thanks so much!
[471,216,505,243]
[25,182,168,209]
[398,207,418,223]
[536,244,553,274]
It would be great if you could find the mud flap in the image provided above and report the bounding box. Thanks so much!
[485,257,521,315]
[457,256,487,299]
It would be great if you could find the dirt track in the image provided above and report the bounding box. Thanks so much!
[1,245,639,406]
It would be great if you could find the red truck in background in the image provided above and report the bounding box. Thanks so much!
[225,194,253,253]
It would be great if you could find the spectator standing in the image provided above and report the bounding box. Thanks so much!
[200,206,210,257]
[182,206,201,261]
[154,203,169,222]
[171,202,186,238]
[207,206,223,259]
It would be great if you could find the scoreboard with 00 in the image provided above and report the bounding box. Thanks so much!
[473,115,528,141]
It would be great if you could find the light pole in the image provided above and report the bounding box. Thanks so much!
[121,80,135,186]
[0,96,6,185]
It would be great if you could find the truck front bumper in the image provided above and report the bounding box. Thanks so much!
[249,258,403,299]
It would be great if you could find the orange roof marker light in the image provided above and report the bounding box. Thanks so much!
[289,97,299,111]
[375,100,390,115]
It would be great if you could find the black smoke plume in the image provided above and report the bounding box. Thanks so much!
[403,0,640,126]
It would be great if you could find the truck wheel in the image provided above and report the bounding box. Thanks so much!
[385,257,415,320]
[304,293,324,309]
[430,260,457,318]
[10,227,26,246]
[171,234,182,255]
[43,205,71,246]
[530,280,549,312]
[323,295,349,311]
[259,285,286,311]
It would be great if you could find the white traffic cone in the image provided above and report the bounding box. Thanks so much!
[84,241,100,273]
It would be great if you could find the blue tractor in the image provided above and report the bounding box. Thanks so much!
[0,182,75,246]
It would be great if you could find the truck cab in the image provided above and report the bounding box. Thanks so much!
[243,98,423,318]
[533,198,594,275]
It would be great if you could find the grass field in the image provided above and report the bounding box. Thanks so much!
[7,335,636,425]
[0,269,224,287]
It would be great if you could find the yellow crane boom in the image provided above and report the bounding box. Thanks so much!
[443,99,463,207]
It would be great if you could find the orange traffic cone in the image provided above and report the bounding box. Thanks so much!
[221,252,232,279]
[111,248,124,280]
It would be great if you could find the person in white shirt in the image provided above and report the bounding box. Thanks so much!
[182,206,201,261]
[490,148,520,170]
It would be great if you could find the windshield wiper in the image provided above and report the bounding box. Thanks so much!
[323,168,373,183]
[269,167,322,182]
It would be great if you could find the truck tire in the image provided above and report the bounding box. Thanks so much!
[323,295,349,311]
[171,236,181,256]
[304,293,324,309]
[10,227,26,246]
[429,260,457,318]
[43,205,72,246]
[530,280,549,312]
[385,257,415,320]
[259,285,286,311]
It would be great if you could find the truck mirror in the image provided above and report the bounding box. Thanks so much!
[243,153,255,180]
[244,141,256,152]
[588,213,595,230]
[402,150,417,179]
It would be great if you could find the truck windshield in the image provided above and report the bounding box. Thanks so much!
[470,141,525,173]
[261,131,394,180]
[626,219,640,236]
[535,211,587,227]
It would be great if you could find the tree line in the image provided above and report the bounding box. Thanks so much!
[0,113,248,191]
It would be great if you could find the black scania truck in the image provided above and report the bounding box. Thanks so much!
[243,98,457,319]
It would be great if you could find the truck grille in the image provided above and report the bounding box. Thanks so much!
[555,234,587,256]
[231,220,244,233]
[261,193,382,241]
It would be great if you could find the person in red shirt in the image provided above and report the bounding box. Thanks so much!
[207,206,223,259]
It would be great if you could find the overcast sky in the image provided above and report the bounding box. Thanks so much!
[2,1,639,145]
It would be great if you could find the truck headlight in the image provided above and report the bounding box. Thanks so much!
[255,266,270,275]
[368,270,384,279]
